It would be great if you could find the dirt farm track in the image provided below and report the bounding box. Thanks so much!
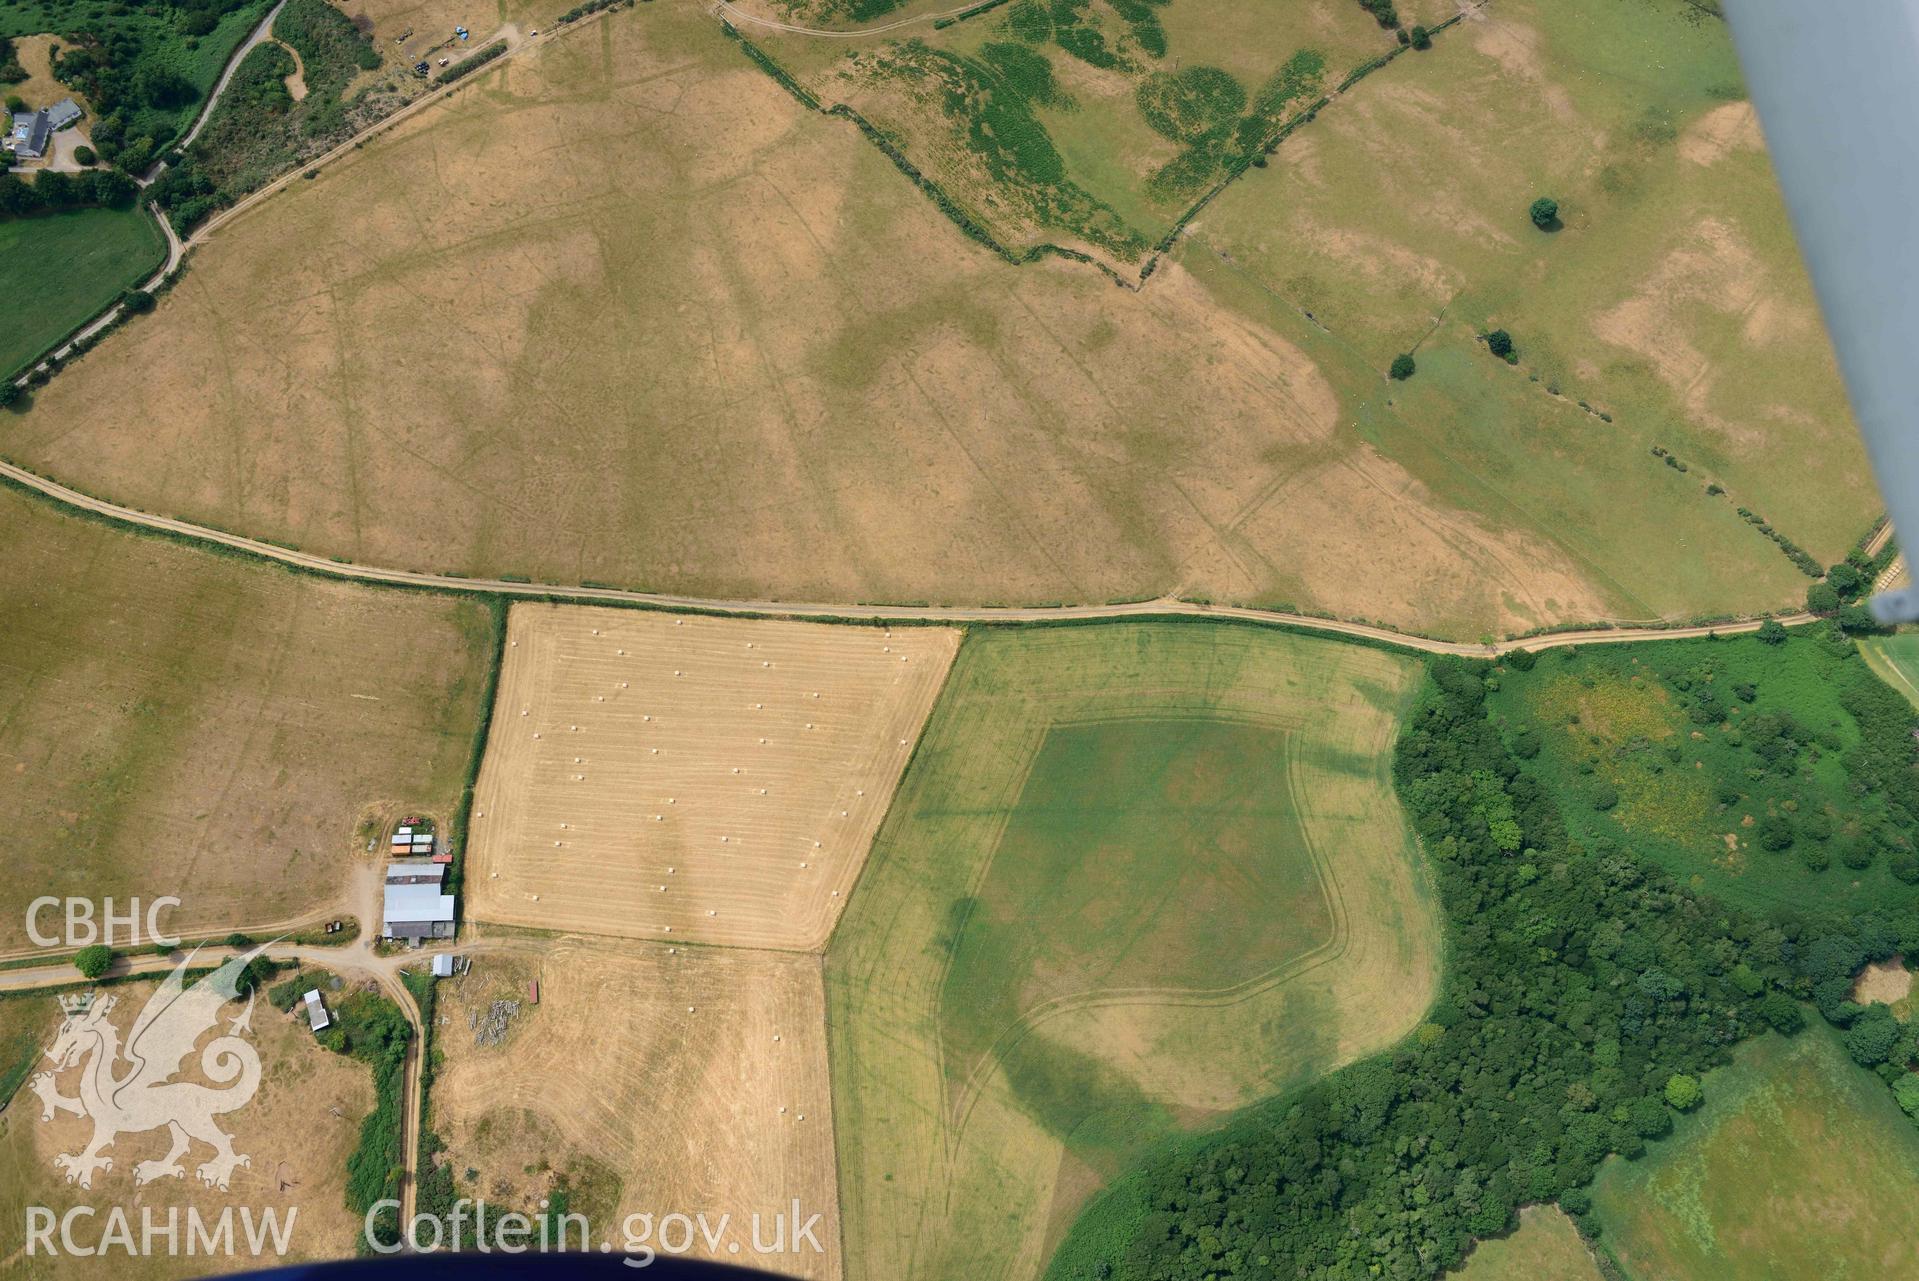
[0,458,1823,659]
[465,605,959,950]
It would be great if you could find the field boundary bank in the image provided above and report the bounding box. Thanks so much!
[721,4,1484,290]
[0,456,1824,654]
[718,21,1139,287]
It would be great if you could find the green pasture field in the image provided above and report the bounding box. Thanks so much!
[0,483,495,952]
[1180,247,1806,628]
[1193,0,1875,595]
[1485,629,1919,917]
[1859,632,1919,709]
[827,621,1443,1281]
[0,206,165,378]
[1589,1025,1919,1280]
[753,0,1401,264]
[1452,1206,1603,1281]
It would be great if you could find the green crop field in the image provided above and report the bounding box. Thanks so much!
[1859,632,1919,710]
[0,207,165,379]
[1589,1025,1919,1280]
[826,621,1443,1280]
[1452,1206,1603,1281]
[1485,628,1919,917]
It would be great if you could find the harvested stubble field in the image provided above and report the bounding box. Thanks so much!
[464,604,958,950]
[0,982,375,1278]
[431,940,840,1279]
[0,486,494,954]
[0,0,1723,642]
[1589,1026,1919,1280]
[827,621,1442,1281]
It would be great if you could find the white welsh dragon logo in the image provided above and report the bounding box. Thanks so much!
[29,946,271,1192]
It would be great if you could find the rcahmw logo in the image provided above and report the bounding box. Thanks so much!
[25,945,300,1260]
[25,1205,297,1259]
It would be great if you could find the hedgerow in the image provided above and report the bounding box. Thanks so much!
[557,0,635,24]
[0,169,140,221]
[319,989,413,1250]
[864,41,1143,259]
[719,22,821,110]
[435,39,505,86]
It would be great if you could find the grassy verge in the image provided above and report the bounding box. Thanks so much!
[0,993,50,1110]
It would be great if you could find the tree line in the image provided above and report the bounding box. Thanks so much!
[0,168,138,221]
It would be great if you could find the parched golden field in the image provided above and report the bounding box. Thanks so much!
[0,487,494,955]
[464,605,958,949]
[0,0,1819,641]
[0,983,375,1279]
[431,940,840,1278]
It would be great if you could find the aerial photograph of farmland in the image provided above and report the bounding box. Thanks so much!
[4,0,1918,1279]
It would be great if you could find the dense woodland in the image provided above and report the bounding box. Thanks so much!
[1053,637,1919,1280]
